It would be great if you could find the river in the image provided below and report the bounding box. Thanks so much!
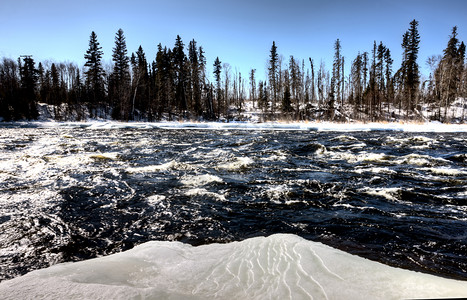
[0,125,466,283]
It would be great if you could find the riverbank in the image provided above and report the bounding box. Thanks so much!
[2,119,467,132]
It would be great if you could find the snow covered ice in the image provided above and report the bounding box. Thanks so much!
[1,234,466,300]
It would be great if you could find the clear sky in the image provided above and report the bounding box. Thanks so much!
[1,0,466,82]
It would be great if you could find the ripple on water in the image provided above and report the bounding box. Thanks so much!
[0,128,466,282]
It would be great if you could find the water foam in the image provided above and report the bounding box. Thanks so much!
[180,174,224,186]
[217,157,254,171]
[354,167,397,175]
[89,152,120,161]
[126,160,194,173]
[184,188,227,201]
[326,151,388,164]
[395,154,448,166]
[422,167,466,176]
[360,187,402,201]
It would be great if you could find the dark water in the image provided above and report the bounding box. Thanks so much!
[0,127,466,282]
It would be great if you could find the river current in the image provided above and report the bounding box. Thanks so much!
[0,125,466,282]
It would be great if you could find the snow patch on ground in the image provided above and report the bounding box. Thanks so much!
[7,120,467,132]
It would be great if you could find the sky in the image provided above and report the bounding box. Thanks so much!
[1,0,467,82]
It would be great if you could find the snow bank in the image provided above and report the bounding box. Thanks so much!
[0,234,465,300]
[4,120,467,132]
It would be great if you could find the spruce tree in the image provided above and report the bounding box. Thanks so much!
[131,45,149,119]
[18,56,39,119]
[384,47,394,117]
[111,28,131,120]
[249,68,256,108]
[173,35,187,114]
[444,26,459,60]
[37,62,46,103]
[282,70,292,114]
[84,31,104,112]
[0,58,21,120]
[332,39,343,107]
[309,58,316,103]
[50,63,61,118]
[154,44,174,119]
[351,53,363,119]
[112,29,130,84]
[375,42,387,116]
[188,39,202,116]
[213,57,222,119]
[198,46,208,116]
[436,26,465,120]
[268,41,278,113]
[400,19,420,113]
[376,42,386,93]
[368,41,377,120]
[289,55,299,114]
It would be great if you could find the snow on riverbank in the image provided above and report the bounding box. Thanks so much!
[3,120,467,132]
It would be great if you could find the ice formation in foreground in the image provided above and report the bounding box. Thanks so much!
[0,234,466,300]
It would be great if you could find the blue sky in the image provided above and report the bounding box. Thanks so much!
[1,0,466,82]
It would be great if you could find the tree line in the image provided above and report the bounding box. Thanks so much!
[0,20,466,122]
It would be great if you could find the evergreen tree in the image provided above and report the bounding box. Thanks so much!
[400,19,421,113]
[50,63,61,118]
[111,28,131,120]
[435,26,466,120]
[384,47,394,117]
[130,45,149,120]
[0,58,20,120]
[309,58,316,103]
[213,57,222,119]
[37,62,46,103]
[258,80,268,113]
[153,44,164,118]
[350,52,364,119]
[376,42,386,94]
[173,35,187,115]
[249,69,256,107]
[112,29,130,83]
[374,41,387,117]
[51,63,60,97]
[444,26,460,60]
[154,44,174,119]
[362,52,369,91]
[84,31,105,113]
[332,39,343,107]
[198,46,207,86]
[268,41,279,113]
[289,55,300,115]
[18,56,39,119]
[282,70,292,114]
[198,46,208,116]
[37,62,50,105]
[3,21,467,123]
[368,41,377,120]
[188,39,202,116]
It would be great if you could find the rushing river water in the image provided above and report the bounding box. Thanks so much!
[0,125,466,282]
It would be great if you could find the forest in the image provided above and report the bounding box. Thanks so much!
[0,19,466,123]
